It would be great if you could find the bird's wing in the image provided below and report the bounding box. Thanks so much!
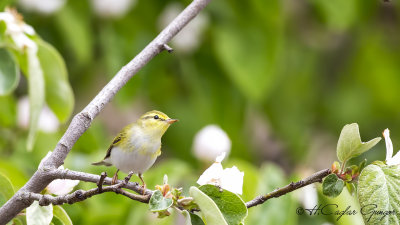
[104,133,123,159]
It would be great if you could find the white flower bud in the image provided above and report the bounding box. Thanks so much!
[192,125,231,162]
[91,0,136,18]
[18,96,60,133]
[158,3,208,53]
[18,0,66,15]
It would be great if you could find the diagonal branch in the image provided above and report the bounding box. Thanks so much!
[0,0,212,223]
[245,169,331,208]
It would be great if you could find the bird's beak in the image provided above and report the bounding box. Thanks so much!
[166,119,178,124]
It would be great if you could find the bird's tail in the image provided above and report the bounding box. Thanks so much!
[91,160,112,166]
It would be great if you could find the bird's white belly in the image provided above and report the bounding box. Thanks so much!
[110,146,158,174]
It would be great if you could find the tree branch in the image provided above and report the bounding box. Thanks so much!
[49,168,153,195]
[0,0,212,223]
[21,179,150,206]
[245,169,331,208]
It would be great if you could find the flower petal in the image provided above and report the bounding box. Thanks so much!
[197,163,224,186]
[383,129,393,162]
[220,166,244,195]
[46,179,79,195]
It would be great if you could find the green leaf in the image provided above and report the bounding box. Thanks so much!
[358,163,400,225]
[53,206,72,225]
[179,209,205,225]
[213,25,278,102]
[26,49,45,151]
[309,0,358,31]
[149,190,173,212]
[190,212,205,225]
[55,6,92,65]
[336,123,381,162]
[322,174,344,198]
[189,186,228,225]
[0,172,14,200]
[26,201,53,225]
[247,163,297,225]
[199,185,247,225]
[0,95,16,127]
[346,182,356,196]
[37,39,74,123]
[0,48,19,95]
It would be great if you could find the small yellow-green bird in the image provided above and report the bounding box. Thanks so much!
[92,110,178,189]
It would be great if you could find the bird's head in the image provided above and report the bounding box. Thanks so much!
[137,110,178,137]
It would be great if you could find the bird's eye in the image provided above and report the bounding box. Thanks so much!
[154,115,159,119]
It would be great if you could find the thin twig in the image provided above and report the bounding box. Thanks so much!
[245,169,331,208]
[0,0,212,223]
[163,44,174,53]
[97,172,107,193]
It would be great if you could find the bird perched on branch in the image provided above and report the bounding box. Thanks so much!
[92,110,178,191]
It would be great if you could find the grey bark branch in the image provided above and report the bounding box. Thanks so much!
[245,169,331,208]
[22,180,150,206]
[0,0,211,223]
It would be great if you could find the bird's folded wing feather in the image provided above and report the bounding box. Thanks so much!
[104,133,124,159]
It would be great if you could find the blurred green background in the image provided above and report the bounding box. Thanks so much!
[1,0,399,224]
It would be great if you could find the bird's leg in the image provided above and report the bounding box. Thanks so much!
[138,173,146,195]
[112,169,119,185]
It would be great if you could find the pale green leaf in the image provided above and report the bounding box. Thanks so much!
[53,206,72,225]
[26,201,53,225]
[322,174,344,198]
[0,172,14,200]
[337,123,381,162]
[37,39,74,123]
[189,186,228,225]
[149,190,173,212]
[26,49,45,151]
[199,185,247,225]
[55,6,92,65]
[0,48,19,95]
[358,163,400,225]
[180,210,192,225]
[213,25,278,102]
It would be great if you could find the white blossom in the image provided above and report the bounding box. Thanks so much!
[91,0,136,18]
[158,3,208,53]
[192,125,231,162]
[297,184,318,210]
[0,9,37,52]
[18,96,60,133]
[197,153,244,195]
[383,129,400,166]
[39,151,79,195]
[18,0,66,15]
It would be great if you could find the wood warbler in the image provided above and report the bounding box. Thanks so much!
[92,110,178,189]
